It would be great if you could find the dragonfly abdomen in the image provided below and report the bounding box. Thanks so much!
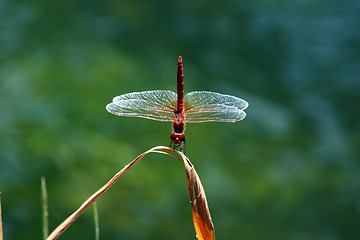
[176,56,184,113]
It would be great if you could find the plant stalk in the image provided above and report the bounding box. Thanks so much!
[41,177,49,240]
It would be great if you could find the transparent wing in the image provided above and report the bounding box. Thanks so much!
[184,91,248,123]
[106,90,177,122]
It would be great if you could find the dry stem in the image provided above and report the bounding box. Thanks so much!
[47,146,214,240]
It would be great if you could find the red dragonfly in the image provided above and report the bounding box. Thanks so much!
[106,56,248,151]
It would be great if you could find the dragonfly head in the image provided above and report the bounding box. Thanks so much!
[170,132,185,145]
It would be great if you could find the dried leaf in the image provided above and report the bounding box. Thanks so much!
[180,152,215,240]
[46,146,215,240]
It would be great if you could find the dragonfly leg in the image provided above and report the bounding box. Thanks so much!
[170,141,183,151]
[174,144,182,151]
[169,140,175,149]
[169,139,186,154]
[180,140,186,154]
[169,140,177,150]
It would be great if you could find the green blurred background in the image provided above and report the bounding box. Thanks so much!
[1,0,359,239]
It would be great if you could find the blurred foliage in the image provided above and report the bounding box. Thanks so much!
[1,0,359,239]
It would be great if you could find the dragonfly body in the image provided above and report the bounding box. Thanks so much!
[171,57,186,146]
[106,56,248,151]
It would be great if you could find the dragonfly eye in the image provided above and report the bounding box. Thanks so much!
[170,132,185,145]
[178,133,185,141]
[170,132,178,141]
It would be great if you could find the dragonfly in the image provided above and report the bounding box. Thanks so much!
[106,56,248,152]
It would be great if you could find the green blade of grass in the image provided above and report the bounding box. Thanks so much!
[41,177,49,240]
[93,202,99,240]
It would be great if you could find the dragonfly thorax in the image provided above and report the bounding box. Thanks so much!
[173,113,185,133]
